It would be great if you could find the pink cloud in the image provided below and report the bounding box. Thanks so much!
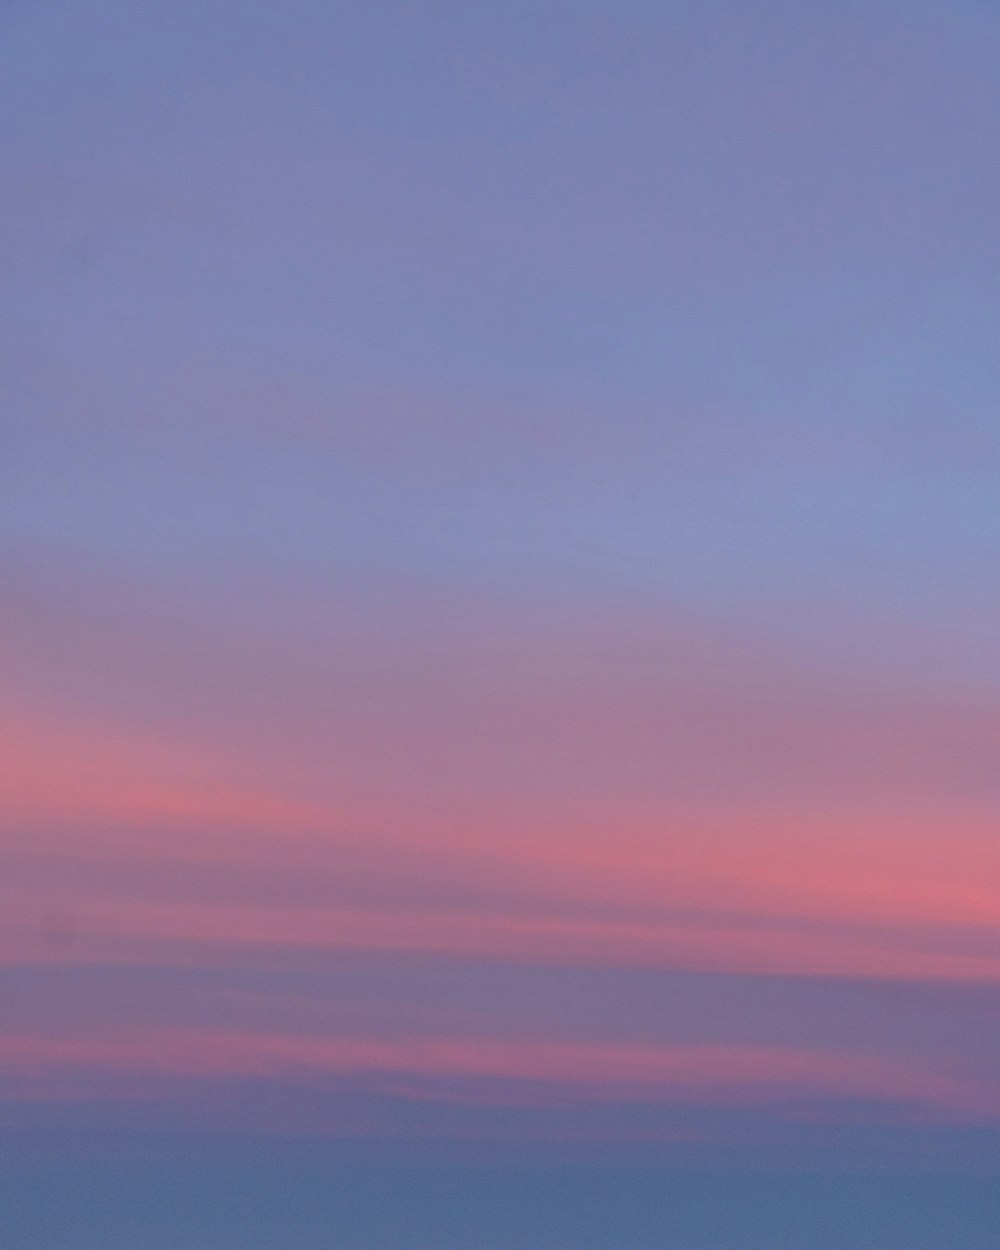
[2,560,997,986]
[3,1026,996,1126]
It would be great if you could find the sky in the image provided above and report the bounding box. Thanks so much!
[2,1,999,1246]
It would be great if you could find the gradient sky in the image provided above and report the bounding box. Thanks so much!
[3,1,1000,1247]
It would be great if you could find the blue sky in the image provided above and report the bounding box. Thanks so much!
[3,2,999,1246]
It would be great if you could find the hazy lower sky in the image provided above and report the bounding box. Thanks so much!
[3,2,999,1246]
